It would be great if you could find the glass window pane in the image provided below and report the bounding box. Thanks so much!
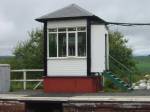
[77,27,86,31]
[68,33,75,56]
[58,28,66,32]
[58,33,66,57]
[68,27,76,31]
[49,33,57,57]
[48,28,57,32]
[78,32,86,56]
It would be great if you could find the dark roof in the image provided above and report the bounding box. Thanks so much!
[36,4,106,23]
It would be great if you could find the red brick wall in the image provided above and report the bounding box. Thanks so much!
[0,101,25,112]
[1,101,150,112]
[63,102,150,112]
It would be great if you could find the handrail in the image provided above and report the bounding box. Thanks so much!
[109,55,133,73]
[11,69,44,72]
[110,62,127,75]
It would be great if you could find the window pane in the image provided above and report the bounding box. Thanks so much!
[68,33,75,56]
[48,28,57,32]
[77,27,86,31]
[58,28,66,32]
[78,32,86,56]
[49,33,57,57]
[68,27,76,31]
[58,33,66,57]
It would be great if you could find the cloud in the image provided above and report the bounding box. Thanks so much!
[0,14,15,37]
[0,13,16,55]
[123,35,150,56]
[0,45,14,56]
[109,24,150,55]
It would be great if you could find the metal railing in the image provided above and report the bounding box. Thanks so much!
[11,69,44,90]
[109,55,134,87]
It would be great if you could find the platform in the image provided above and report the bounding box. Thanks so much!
[0,90,150,102]
[1,90,150,112]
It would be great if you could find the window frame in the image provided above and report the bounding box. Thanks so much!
[47,27,87,59]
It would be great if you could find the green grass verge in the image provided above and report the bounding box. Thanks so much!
[10,81,43,91]
[134,56,150,74]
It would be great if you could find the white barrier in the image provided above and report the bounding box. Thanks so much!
[0,64,10,92]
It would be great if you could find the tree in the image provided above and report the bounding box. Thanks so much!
[11,29,44,69]
[109,31,136,72]
[105,31,136,90]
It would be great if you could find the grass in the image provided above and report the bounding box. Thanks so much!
[136,63,150,73]
[130,55,150,83]
[10,81,43,91]
[134,56,150,74]
[10,82,23,91]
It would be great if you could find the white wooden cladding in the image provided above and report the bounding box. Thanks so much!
[47,58,87,76]
[47,19,86,28]
[91,25,108,73]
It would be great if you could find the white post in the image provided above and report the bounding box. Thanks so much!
[23,70,27,90]
[107,33,109,70]
[105,33,109,71]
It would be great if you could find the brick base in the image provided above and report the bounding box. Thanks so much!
[44,76,103,93]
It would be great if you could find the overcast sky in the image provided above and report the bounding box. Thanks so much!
[0,0,150,56]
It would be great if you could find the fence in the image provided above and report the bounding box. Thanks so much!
[11,69,44,90]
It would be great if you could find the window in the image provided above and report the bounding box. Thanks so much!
[68,27,76,31]
[78,32,86,56]
[49,33,57,57]
[58,28,66,32]
[48,27,86,58]
[58,33,66,57]
[68,33,76,56]
[77,27,86,31]
[49,28,57,32]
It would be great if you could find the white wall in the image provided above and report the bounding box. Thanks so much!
[91,25,108,73]
[47,19,87,28]
[47,58,87,76]
[47,19,87,76]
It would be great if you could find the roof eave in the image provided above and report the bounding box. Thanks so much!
[35,16,107,24]
[90,15,107,24]
[35,16,91,22]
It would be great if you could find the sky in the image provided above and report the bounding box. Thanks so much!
[0,0,150,56]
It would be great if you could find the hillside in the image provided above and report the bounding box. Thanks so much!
[134,56,150,73]
[0,56,14,64]
[0,56,14,59]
